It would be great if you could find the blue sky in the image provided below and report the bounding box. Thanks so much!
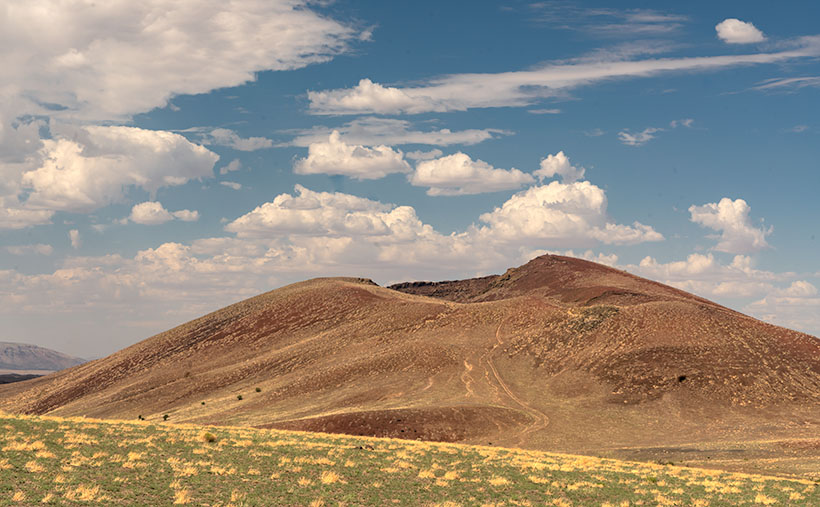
[1,1,819,357]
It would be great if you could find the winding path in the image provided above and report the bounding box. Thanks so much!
[482,319,550,446]
[460,359,476,398]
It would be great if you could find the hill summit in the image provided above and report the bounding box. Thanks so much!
[1,254,818,464]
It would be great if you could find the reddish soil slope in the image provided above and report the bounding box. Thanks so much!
[2,255,819,468]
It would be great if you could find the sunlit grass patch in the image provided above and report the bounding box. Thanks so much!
[0,412,818,506]
[64,484,105,502]
[320,470,340,484]
[172,488,192,504]
[488,475,510,486]
[24,460,46,473]
[3,439,46,452]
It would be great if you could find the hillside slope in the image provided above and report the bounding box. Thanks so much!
[1,255,819,460]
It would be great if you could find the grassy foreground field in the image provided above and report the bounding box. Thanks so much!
[1,413,817,506]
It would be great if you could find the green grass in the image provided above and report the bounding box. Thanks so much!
[0,412,817,506]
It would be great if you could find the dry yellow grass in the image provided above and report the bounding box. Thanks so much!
[1,411,818,506]
[754,493,778,504]
[443,470,459,480]
[24,460,46,473]
[3,439,45,452]
[488,476,511,486]
[320,470,341,484]
[418,469,436,479]
[173,488,192,504]
[64,484,103,502]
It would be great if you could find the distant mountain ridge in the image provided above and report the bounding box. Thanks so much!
[0,342,85,371]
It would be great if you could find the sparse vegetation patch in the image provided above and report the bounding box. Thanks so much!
[0,412,817,506]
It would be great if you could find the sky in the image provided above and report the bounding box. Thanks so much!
[1,0,819,358]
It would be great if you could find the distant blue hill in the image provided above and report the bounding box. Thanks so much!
[0,342,86,371]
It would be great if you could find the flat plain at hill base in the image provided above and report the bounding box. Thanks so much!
[1,413,818,506]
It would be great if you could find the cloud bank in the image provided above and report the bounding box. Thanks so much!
[0,0,360,229]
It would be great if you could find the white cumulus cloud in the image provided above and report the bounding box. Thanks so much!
[533,151,585,183]
[745,281,820,336]
[716,19,766,44]
[624,253,791,301]
[0,205,55,230]
[410,153,534,196]
[129,201,199,225]
[776,280,818,297]
[0,0,359,229]
[689,198,771,253]
[225,184,422,239]
[293,131,411,180]
[2,0,359,122]
[21,126,218,213]
[309,79,431,115]
[476,181,663,247]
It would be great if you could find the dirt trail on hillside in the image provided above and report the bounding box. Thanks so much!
[460,359,476,398]
[483,319,550,447]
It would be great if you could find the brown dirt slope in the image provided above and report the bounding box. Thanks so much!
[1,255,819,477]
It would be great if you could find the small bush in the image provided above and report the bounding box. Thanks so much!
[201,432,216,443]
[163,414,169,421]
[201,401,206,405]
[237,395,243,401]
[255,387,262,393]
